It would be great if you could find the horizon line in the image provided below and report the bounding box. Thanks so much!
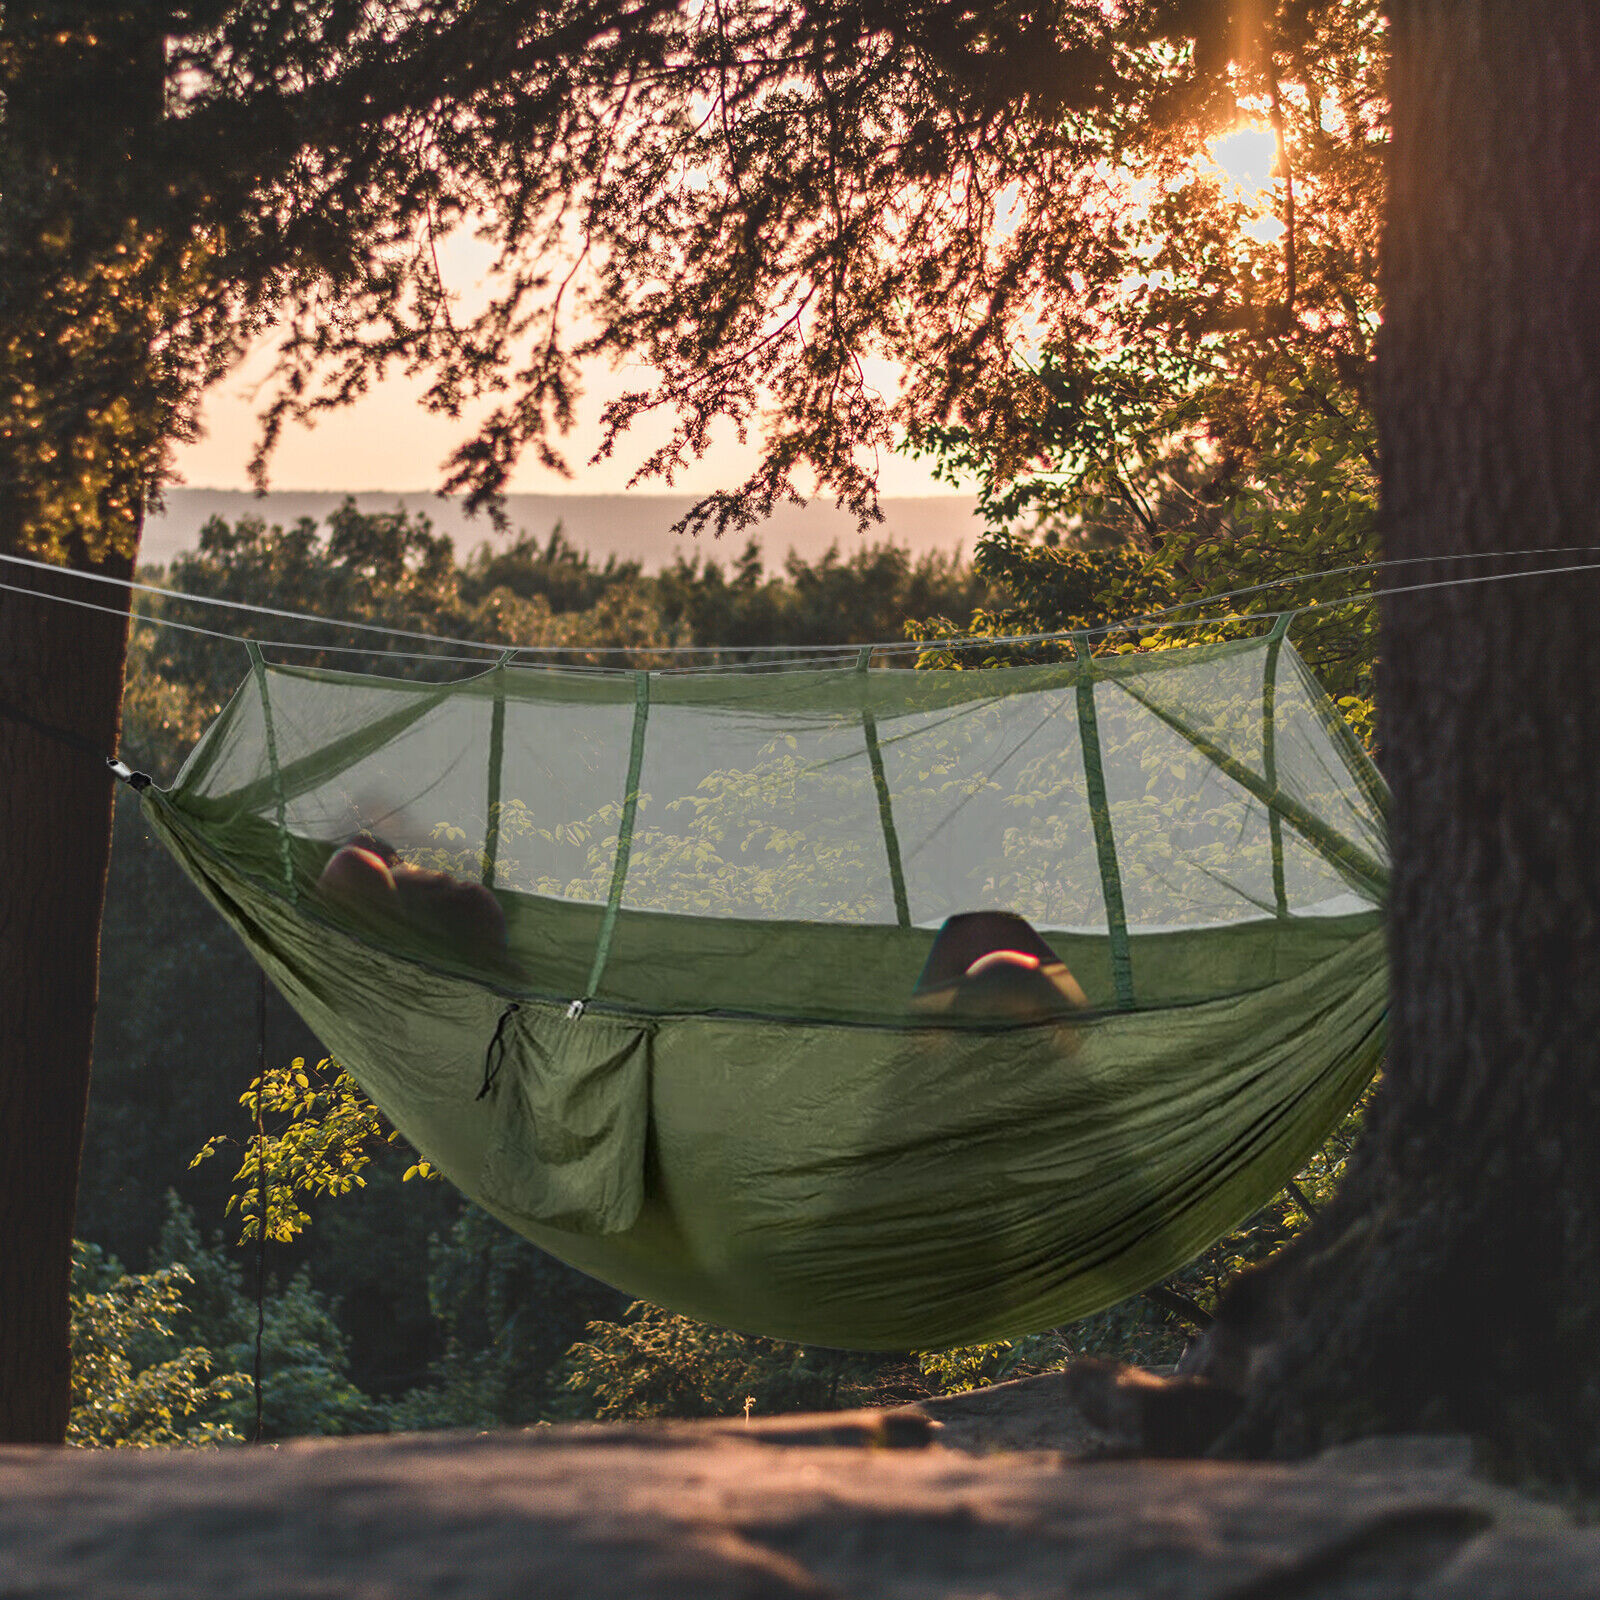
[163,485,977,501]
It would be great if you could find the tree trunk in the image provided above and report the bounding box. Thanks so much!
[0,547,134,1442]
[1196,0,1600,1486]
[0,4,167,1442]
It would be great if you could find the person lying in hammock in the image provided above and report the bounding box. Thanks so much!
[909,910,1088,1023]
[317,833,508,958]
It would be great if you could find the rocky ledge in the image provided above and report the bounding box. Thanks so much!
[1,1374,1595,1598]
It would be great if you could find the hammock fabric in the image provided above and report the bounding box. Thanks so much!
[143,623,1387,1350]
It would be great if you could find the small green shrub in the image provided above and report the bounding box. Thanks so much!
[67,1241,245,1448]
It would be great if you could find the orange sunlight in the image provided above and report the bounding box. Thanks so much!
[1205,124,1284,244]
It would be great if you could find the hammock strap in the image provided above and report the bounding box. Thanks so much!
[858,648,911,928]
[1264,614,1290,917]
[245,641,298,901]
[580,670,651,1010]
[1075,638,1134,1008]
[482,650,516,890]
[0,695,151,789]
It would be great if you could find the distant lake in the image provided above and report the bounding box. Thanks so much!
[145,490,983,573]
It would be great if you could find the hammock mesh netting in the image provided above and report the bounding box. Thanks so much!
[144,622,1387,1349]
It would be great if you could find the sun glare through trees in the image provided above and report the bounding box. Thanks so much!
[1205,123,1285,242]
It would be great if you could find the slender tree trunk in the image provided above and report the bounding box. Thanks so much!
[1198,0,1600,1486]
[0,545,134,1442]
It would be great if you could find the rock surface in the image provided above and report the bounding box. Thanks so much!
[1,1378,1595,1599]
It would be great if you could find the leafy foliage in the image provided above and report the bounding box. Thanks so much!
[914,1331,1077,1396]
[191,1055,429,1248]
[908,3,1384,750]
[67,1241,244,1449]
[652,539,998,658]
[378,1206,628,1431]
[68,1191,377,1446]
[557,1302,896,1422]
[460,525,646,616]
[4,0,1381,558]
[148,1194,376,1441]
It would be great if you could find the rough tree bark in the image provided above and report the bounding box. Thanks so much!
[1196,0,1600,1486]
[0,554,134,1442]
[0,6,161,1442]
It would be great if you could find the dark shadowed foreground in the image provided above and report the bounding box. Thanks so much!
[1,1376,1594,1599]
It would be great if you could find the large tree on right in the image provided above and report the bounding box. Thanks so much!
[1200,0,1600,1485]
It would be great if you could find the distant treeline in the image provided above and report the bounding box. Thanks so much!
[120,500,1004,779]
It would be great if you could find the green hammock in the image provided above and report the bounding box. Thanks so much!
[142,623,1387,1350]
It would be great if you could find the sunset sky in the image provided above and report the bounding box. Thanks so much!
[173,122,1277,501]
[172,330,963,499]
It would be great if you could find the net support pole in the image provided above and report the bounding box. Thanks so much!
[858,648,911,929]
[245,641,297,901]
[579,670,651,1011]
[1075,638,1134,1008]
[1263,614,1291,918]
[482,650,516,890]
[1114,675,1389,897]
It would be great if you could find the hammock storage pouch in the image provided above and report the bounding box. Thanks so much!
[479,1006,653,1235]
[142,629,1389,1349]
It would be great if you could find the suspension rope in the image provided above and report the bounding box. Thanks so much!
[6,546,1600,677]
[0,578,512,666]
[7,541,1600,666]
[0,548,508,657]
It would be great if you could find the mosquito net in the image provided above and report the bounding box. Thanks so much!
[144,623,1387,1348]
